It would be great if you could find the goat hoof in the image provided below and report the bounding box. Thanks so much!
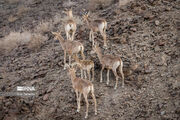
[103,45,107,49]
[95,111,97,115]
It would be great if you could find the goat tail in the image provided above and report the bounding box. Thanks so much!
[80,45,85,60]
[119,59,125,87]
[103,21,107,33]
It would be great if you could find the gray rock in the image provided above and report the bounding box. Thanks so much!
[155,20,160,26]
[161,111,165,115]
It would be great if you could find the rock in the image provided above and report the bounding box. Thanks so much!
[130,27,137,32]
[43,94,49,101]
[155,20,160,26]
[144,12,154,20]
[157,40,165,46]
[154,45,160,52]
[131,64,138,71]
[165,7,171,11]
[161,111,165,115]
[134,7,143,14]
[5,101,11,106]
[121,37,127,44]
[90,50,95,55]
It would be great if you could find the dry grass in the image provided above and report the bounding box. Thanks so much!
[63,0,77,7]
[0,31,32,53]
[0,31,47,54]
[17,5,30,16]
[6,0,19,4]
[88,0,113,10]
[119,0,133,6]
[28,33,47,50]
[8,15,18,22]
[34,20,53,33]
[53,13,62,25]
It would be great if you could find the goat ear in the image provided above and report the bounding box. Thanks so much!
[58,30,62,34]
[71,62,76,68]
[64,8,68,11]
[65,64,70,69]
[51,32,55,35]
[87,11,90,16]
[63,8,68,14]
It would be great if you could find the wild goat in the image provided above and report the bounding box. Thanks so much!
[72,55,94,81]
[67,65,97,118]
[83,11,107,48]
[93,44,124,89]
[64,8,77,41]
[51,31,85,69]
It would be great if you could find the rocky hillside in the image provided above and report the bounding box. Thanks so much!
[0,0,179,119]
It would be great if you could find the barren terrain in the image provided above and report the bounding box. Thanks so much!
[0,0,180,120]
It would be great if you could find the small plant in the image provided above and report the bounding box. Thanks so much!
[28,33,47,50]
[8,15,18,22]
[88,0,113,10]
[0,31,32,54]
[17,5,30,16]
[34,21,53,34]
[0,31,47,54]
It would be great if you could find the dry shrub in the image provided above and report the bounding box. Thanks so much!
[119,0,133,6]
[88,0,113,10]
[34,21,53,33]
[8,15,18,22]
[28,33,47,50]
[74,16,84,25]
[6,0,19,4]
[53,13,62,25]
[17,5,30,16]
[63,0,76,7]
[0,31,32,53]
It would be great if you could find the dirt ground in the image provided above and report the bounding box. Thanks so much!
[0,0,180,120]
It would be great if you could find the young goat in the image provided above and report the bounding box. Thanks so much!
[64,8,77,41]
[67,65,97,118]
[82,12,107,48]
[51,32,85,69]
[72,55,94,81]
[93,44,124,89]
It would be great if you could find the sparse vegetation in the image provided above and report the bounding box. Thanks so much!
[119,0,133,6]
[17,5,30,16]
[88,0,113,10]
[8,15,18,22]
[0,31,32,53]
[0,30,47,54]
[28,33,47,50]
[34,20,53,33]
[6,0,19,4]
[53,13,62,25]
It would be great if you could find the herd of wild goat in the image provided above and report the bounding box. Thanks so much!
[51,8,124,118]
